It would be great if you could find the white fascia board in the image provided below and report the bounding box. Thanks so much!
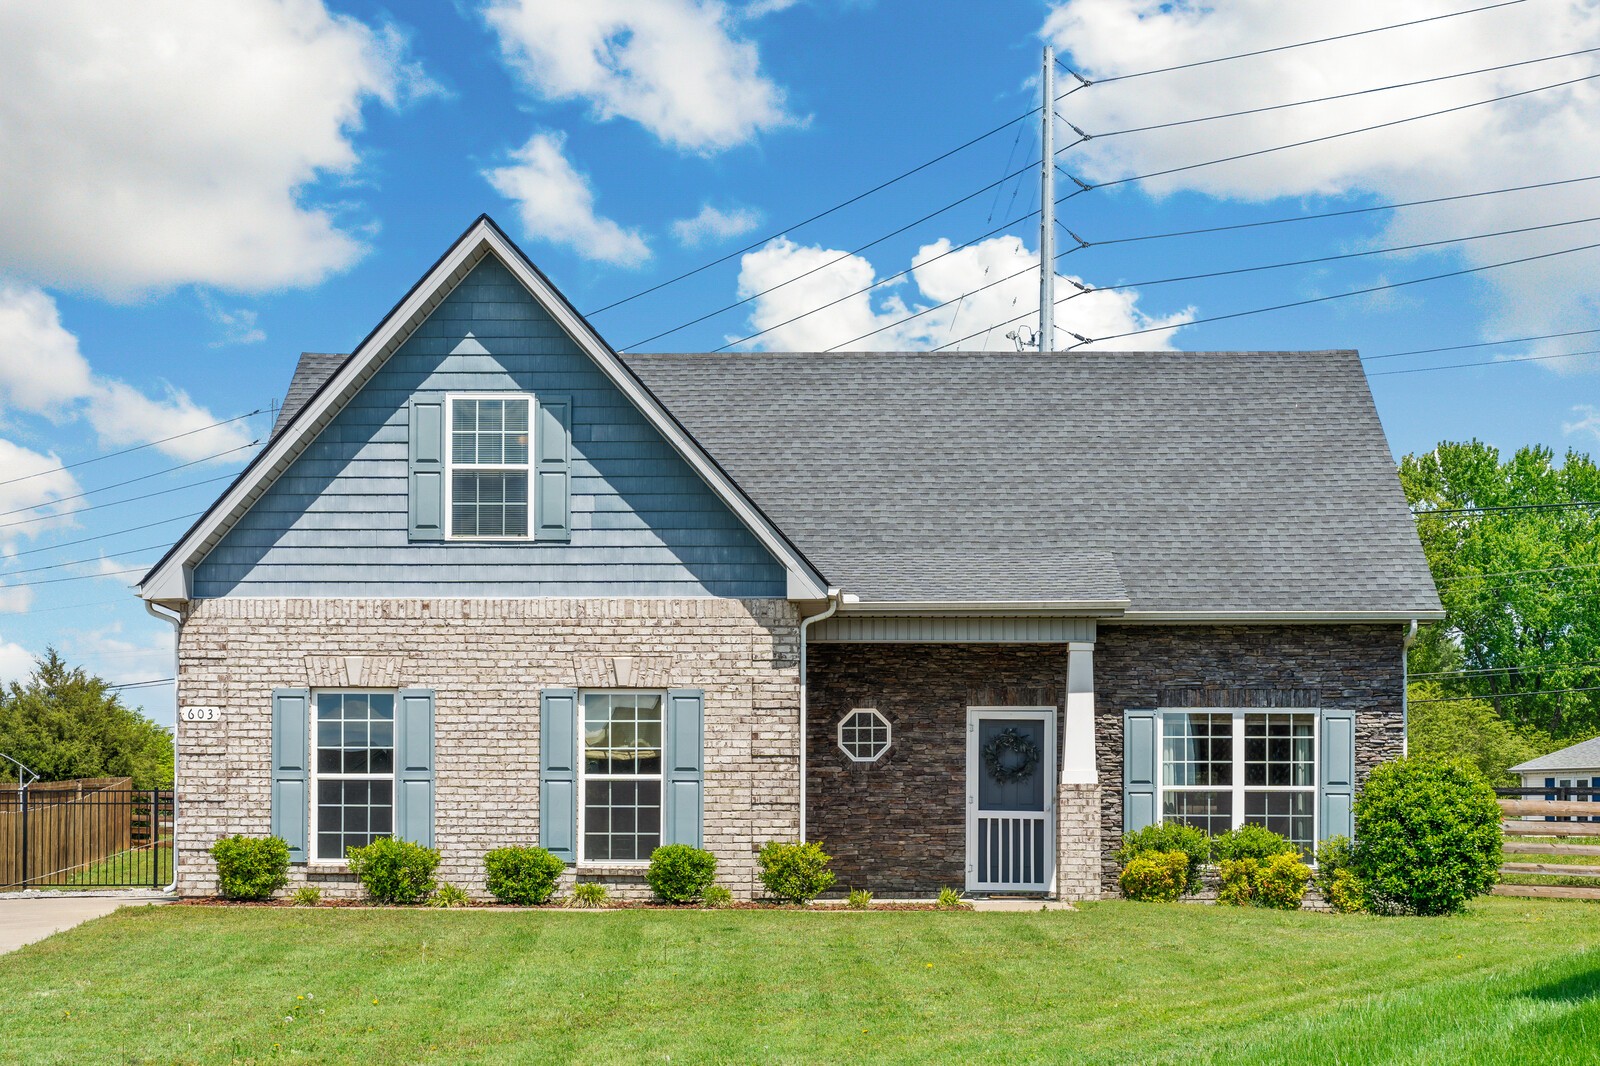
[139,219,827,603]
[1118,609,1447,623]
[839,599,1130,616]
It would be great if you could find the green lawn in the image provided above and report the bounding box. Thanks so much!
[2,898,1599,1065]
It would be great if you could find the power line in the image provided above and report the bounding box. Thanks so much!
[1410,684,1600,705]
[0,470,245,532]
[1074,0,1528,86]
[1414,500,1600,516]
[1437,561,1600,583]
[0,441,258,520]
[106,678,174,692]
[0,409,264,489]
[584,110,1039,317]
[1366,327,1600,361]
[1370,347,1600,375]
[0,511,205,561]
[617,161,1041,351]
[1,542,170,579]
[1,566,146,589]
[0,598,127,617]
[1412,658,1600,679]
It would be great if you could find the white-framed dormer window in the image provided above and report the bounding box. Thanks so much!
[837,709,891,763]
[311,690,396,862]
[1159,709,1317,855]
[579,691,664,864]
[446,394,532,539]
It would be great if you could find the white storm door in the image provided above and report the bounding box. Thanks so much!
[966,708,1056,893]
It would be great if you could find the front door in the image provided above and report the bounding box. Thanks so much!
[966,708,1055,893]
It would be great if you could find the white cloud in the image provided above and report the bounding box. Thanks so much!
[0,0,433,297]
[1564,405,1600,444]
[672,203,763,247]
[743,0,801,16]
[483,0,795,153]
[0,438,81,553]
[732,234,1191,351]
[1041,0,1600,352]
[0,283,258,463]
[199,296,267,348]
[0,638,36,686]
[485,133,653,267]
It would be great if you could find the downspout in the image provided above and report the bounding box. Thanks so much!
[1402,619,1419,758]
[798,588,842,843]
[145,600,182,893]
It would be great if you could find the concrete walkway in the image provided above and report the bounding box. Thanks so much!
[0,895,168,954]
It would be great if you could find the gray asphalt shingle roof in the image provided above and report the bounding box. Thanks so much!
[1510,736,1600,774]
[270,353,347,437]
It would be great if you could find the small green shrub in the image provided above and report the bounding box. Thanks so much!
[1218,854,1312,909]
[209,835,290,901]
[701,884,734,909]
[1326,869,1368,914]
[1353,757,1502,916]
[1210,824,1297,863]
[1118,850,1188,902]
[1217,858,1260,906]
[290,885,322,907]
[936,886,966,910]
[846,888,874,910]
[646,844,718,903]
[757,840,836,903]
[570,882,608,908]
[346,837,440,905]
[1115,823,1209,893]
[483,845,566,906]
[428,882,471,908]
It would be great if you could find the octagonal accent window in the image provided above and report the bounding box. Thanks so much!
[837,709,891,763]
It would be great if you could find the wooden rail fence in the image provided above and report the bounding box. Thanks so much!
[1492,788,1600,901]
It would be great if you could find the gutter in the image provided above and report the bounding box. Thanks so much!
[1402,618,1419,758]
[797,588,842,843]
[144,600,182,894]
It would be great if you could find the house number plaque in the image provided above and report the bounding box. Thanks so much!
[179,706,221,722]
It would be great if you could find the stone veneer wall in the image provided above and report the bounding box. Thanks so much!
[1093,623,1406,893]
[173,597,800,899]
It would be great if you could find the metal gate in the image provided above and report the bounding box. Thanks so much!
[0,785,174,889]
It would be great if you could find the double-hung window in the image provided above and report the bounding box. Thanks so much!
[580,692,664,863]
[1160,709,1317,854]
[447,395,531,538]
[312,692,396,860]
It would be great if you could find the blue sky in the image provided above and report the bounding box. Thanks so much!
[1,0,1597,723]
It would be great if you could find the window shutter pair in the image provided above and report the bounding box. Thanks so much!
[270,688,435,862]
[539,688,704,862]
[407,395,570,541]
[1119,707,1358,843]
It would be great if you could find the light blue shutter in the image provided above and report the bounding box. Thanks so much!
[270,689,310,863]
[663,689,705,848]
[1319,708,1356,842]
[395,689,435,847]
[409,398,444,540]
[540,689,578,861]
[534,395,571,542]
[1123,709,1158,835]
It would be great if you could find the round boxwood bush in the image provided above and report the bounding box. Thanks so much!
[1115,823,1209,894]
[757,840,836,903]
[209,835,290,901]
[1118,850,1187,902]
[484,845,566,905]
[1353,757,1501,916]
[647,844,718,903]
[1210,824,1297,863]
[347,837,440,905]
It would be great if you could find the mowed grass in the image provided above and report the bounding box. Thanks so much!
[2,898,1599,1065]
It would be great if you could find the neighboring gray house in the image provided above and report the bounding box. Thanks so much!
[1511,739,1600,821]
[138,216,1442,900]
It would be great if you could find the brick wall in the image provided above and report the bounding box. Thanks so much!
[174,597,800,899]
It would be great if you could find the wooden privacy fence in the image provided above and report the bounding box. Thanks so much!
[1493,786,1600,901]
[0,779,174,889]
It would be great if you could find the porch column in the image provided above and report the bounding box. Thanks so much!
[1057,641,1103,900]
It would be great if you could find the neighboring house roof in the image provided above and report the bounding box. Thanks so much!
[1511,736,1600,774]
[622,351,1443,617]
[270,353,346,437]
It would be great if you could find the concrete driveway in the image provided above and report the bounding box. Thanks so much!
[0,895,168,954]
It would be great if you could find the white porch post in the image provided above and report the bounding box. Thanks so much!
[1057,640,1102,899]
[1061,642,1098,785]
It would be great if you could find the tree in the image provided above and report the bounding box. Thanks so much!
[1407,682,1542,784]
[0,648,173,788]
[1401,440,1600,739]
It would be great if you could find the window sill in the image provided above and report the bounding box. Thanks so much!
[574,863,649,874]
[302,861,353,873]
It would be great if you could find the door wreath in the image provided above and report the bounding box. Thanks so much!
[981,727,1040,784]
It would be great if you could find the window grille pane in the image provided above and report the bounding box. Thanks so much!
[583,779,662,861]
[315,778,395,860]
[451,472,528,537]
[1161,712,1232,787]
[1244,713,1315,787]
[583,694,664,775]
[314,692,398,860]
[839,709,891,761]
[1162,790,1232,836]
[1245,790,1315,855]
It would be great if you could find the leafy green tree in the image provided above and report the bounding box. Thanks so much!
[0,648,173,788]
[1406,682,1542,784]
[1401,440,1600,739]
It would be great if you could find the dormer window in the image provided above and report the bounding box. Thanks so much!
[447,395,532,539]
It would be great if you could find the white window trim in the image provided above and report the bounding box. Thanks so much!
[308,688,399,866]
[1155,707,1320,847]
[837,708,891,763]
[443,391,535,541]
[576,689,666,868]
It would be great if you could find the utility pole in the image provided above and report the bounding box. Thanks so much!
[1039,45,1057,352]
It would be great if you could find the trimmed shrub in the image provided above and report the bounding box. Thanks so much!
[936,886,966,910]
[347,837,440,905]
[1353,757,1502,916]
[1217,859,1259,907]
[846,888,874,910]
[757,840,837,903]
[1218,854,1312,910]
[1326,869,1368,914]
[570,882,608,908]
[702,884,734,909]
[1115,823,1209,894]
[209,835,290,901]
[290,885,322,907]
[1118,850,1188,903]
[428,882,471,908]
[646,844,718,903]
[484,845,566,906]
[1210,824,1297,863]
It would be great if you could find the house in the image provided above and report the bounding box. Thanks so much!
[1511,739,1600,821]
[137,216,1442,900]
